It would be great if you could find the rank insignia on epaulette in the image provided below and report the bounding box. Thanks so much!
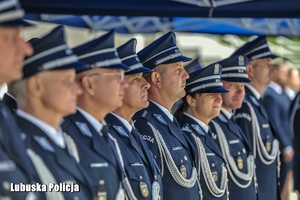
[180,165,187,178]
[34,136,55,152]
[211,169,218,182]
[249,96,260,106]
[237,156,243,170]
[140,182,149,198]
[153,114,167,125]
[218,114,227,123]
[191,124,204,135]
[75,122,92,137]
[113,125,128,137]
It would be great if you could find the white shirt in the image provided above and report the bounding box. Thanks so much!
[16,109,65,148]
[268,81,282,95]
[110,112,133,132]
[221,107,232,119]
[183,112,209,134]
[284,87,295,100]
[77,107,105,135]
[149,99,174,121]
[246,84,261,99]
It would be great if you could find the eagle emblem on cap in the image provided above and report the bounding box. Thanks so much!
[214,64,219,74]
[238,55,244,65]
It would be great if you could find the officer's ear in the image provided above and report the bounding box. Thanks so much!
[246,63,254,78]
[26,75,43,98]
[150,71,162,88]
[186,95,195,107]
[79,75,96,96]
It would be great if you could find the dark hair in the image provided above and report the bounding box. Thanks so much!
[173,92,197,120]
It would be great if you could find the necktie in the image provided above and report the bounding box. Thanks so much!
[101,125,110,142]
[131,128,142,150]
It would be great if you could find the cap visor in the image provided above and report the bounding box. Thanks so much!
[104,63,129,70]
[0,19,33,27]
[162,55,192,64]
[222,77,251,83]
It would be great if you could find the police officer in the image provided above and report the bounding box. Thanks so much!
[233,36,280,200]
[0,0,45,199]
[133,31,201,200]
[11,26,94,199]
[209,55,257,200]
[105,38,163,200]
[62,31,128,200]
[174,63,228,200]
[262,61,293,200]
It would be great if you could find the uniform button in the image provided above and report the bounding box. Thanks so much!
[238,151,240,155]
[154,175,157,180]
[243,148,246,153]
[267,135,270,139]
[140,176,143,180]
[3,181,10,191]
[99,180,105,185]
[154,155,157,159]
[222,163,225,166]
[180,159,183,163]
[212,163,215,167]
[184,156,188,161]
[74,196,79,200]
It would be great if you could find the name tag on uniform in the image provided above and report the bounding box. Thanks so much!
[262,124,270,128]
[90,163,108,168]
[130,163,144,166]
[171,146,183,151]
[206,153,215,156]
[0,160,16,172]
[229,139,240,144]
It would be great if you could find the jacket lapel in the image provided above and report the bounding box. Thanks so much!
[149,102,189,149]
[67,111,117,168]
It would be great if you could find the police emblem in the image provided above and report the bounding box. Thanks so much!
[140,182,149,198]
[214,64,219,74]
[266,140,271,152]
[238,55,244,65]
[211,169,218,182]
[153,114,167,125]
[191,124,204,135]
[237,156,243,170]
[133,39,137,52]
[180,165,187,178]
[152,181,160,200]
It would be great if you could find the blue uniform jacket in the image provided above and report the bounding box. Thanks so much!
[262,86,293,192]
[178,113,227,200]
[133,101,200,200]
[234,85,279,200]
[62,110,124,200]
[211,111,257,200]
[289,91,300,192]
[0,103,46,199]
[105,113,163,200]
[16,115,93,200]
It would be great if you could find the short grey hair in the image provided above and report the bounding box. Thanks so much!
[10,79,27,103]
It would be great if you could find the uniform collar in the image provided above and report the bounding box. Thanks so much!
[149,99,174,121]
[77,107,105,133]
[268,81,282,95]
[16,109,65,148]
[246,84,261,99]
[284,87,295,100]
[220,107,232,119]
[110,112,133,132]
[183,112,209,133]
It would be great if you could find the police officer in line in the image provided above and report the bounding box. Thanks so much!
[61,31,128,200]
[233,36,280,200]
[11,26,94,199]
[105,38,163,200]
[209,55,257,200]
[133,31,201,200]
[174,63,229,200]
[0,0,45,199]
[262,61,293,200]
[171,58,203,114]
[290,89,300,195]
